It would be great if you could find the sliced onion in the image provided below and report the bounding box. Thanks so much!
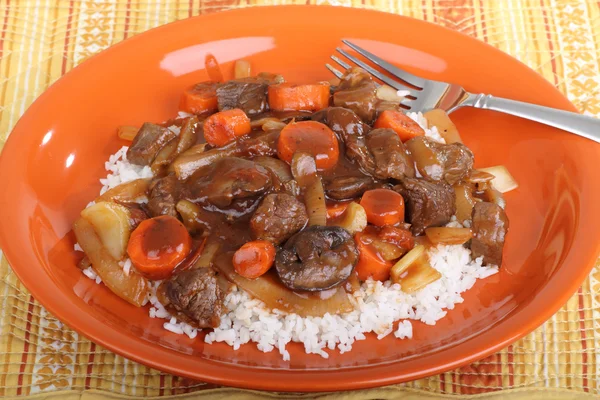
[73,217,149,307]
[423,109,463,144]
[176,200,202,233]
[257,72,285,84]
[425,227,472,245]
[179,143,207,157]
[390,245,425,283]
[466,169,495,184]
[214,253,354,317]
[253,156,293,182]
[234,59,251,79]
[205,53,223,82]
[117,125,138,141]
[484,186,507,209]
[454,184,477,223]
[80,202,131,260]
[262,119,286,131]
[477,165,518,194]
[398,258,441,294]
[376,85,404,102]
[172,146,236,180]
[194,239,221,269]
[150,138,178,174]
[251,117,279,129]
[175,116,198,155]
[390,245,441,293]
[96,178,149,203]
[291,153,327,226]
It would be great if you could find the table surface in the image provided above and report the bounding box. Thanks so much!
[1,0,600,398]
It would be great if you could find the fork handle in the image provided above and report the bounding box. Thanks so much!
[462,93,600,143]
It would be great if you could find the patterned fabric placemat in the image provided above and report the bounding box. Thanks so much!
[1,0,600,398]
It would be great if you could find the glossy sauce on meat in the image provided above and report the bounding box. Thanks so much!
[81,67,510,328]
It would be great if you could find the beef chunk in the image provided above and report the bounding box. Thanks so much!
[333,68,378,123]
[216,78,269,115]
[187,157,272,208]
[147,174,180,218]
[471,202,509,266]
[164,268,224,328]
[250,193,308,245]
[126,123,177,166]
[324,175,375,200]
[437,142,474,185]
[366,128,415,180]
[405,136,474,185]
[312,107,375,174]
[396,178,455,235]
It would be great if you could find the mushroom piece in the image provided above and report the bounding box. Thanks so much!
[275,226,358,291]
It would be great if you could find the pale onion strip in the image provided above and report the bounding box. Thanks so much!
[477,165,518,193]
[425,227,472,245]
[234,59,251,79]
[117,125,138,141]
[376,85,404,102]
[390,245,425,284]
[291,153,327,226]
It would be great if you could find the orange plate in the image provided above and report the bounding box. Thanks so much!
[1,6,600,392]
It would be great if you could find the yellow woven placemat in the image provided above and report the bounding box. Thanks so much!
[1,0,600,398]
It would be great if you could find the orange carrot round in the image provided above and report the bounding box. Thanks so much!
[277,121,339,170]
[354,233,393,281]
[232,240,276,279]
[378,225,414,250]
[326,201,350,220]
[268,83,330,112]
[127,215,192,280]
[360,189,405,226]
[374,110,425,142]
[203,108,251,147]
[179,82,219,115]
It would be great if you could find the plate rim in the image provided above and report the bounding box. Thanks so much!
[1,5,599,392]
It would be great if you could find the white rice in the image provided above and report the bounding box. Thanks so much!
[78,123,498,360]
[407,111,445,143]
[205,244,496,360]
[99,146,153,195]
[82,267,102,285]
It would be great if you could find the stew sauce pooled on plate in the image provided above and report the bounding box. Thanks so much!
[73,60,516,350]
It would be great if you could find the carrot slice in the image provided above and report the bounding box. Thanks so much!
[268,83,330,112]
[360,189,405,226]
[179,82,219,115]
[378,226,414,250]
[127,215,192,280]
[326,201,350,220]
[374,110,425,142]
[354,233,393,282]
[203,108,251,147]
[277,121,339,170]
[232,240,276,279]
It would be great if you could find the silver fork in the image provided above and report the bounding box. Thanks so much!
[328,40,600,143]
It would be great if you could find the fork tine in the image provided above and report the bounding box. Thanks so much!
[342,40,425,88]
[330,55,352,70]
[400,97,413,110]
[336,48,419,97]
[325,63,344,79]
